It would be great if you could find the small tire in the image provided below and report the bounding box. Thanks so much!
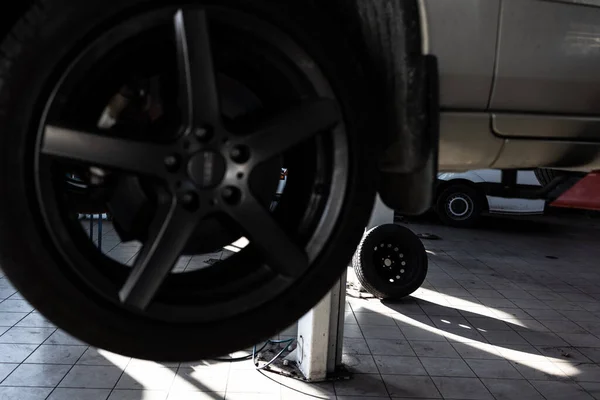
[435,184,484,228]
[352,224,427,299]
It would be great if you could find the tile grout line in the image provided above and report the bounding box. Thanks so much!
[221,356,236,399]
[353,309,394,399]
[42,341,91,400]
[0,315,57,388]
[405,249,582,400]
[105,353,134,400]
[413,278,511,400]
[433,258,508,400]
[387,316,445,399]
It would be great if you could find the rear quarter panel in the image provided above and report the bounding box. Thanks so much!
[421,0,500,109]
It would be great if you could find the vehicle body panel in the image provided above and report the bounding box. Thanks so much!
[486,197,546,214]
[491,0,600,115]
[438,170,544,186]
[421,0,600,173]
[437,112,502,171]
[438,171,485,184]
[460,169,542,186]
[438,169,545,214]
[420,0,501,172]
[421,0,500,109]
[492,113,600,140]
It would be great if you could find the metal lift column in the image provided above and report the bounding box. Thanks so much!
[295,195,394,380]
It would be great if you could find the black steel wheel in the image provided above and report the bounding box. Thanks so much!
[0,0,377,360]
[352,224,427,299]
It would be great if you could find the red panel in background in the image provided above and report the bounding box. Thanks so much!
[550,171,600,211]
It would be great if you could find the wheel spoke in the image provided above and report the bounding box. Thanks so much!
[225,193,308,277]
[174,8,220,128]
[42,126,168,177]
[119,196,201,309]
[244,99,340,165]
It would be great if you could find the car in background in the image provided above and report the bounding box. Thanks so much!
[435,170,546,228]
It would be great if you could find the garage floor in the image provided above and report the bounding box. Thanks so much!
[1,214,600,399]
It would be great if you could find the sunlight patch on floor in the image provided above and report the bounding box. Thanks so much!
[413,288,530,328]
[394,299,581,379]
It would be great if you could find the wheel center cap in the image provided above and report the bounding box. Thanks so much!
[187,151,226,188]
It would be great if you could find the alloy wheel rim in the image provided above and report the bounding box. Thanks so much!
[32,5,349,323]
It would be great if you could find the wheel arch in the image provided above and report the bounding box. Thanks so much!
[436,179,489,212]
[321,0,438,215]
[323,0,428,160]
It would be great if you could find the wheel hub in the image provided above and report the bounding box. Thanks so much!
[446,193,474,220]
[372,240,415,284]
[187,149,227,188]
[448,196,469,216]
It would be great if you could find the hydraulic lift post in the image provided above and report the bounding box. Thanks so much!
[295,195,394,380]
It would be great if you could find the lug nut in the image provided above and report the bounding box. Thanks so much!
[194,126,213,142]
[164,155,180,172]
[181,192,194,204]
[230,145,250,164]
[222,186,241,205]
[180,191,198,209]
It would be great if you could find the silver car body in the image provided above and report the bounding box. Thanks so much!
[421,0,600,172]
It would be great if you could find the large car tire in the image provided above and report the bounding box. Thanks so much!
[435,184,485,228]
[352,224,427,300]
[0,0,380,360]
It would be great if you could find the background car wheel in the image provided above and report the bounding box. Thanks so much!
[352,224,428,300]
[0,0,379,360]
[534,168,561,187]
[436,184,484,228]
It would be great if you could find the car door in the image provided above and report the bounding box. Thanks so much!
[424,0,505,171]
[423,0,500,110]
[491,0,600,141]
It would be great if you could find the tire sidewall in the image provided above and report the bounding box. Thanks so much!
[0,0,378,359]
[353,224,427,299]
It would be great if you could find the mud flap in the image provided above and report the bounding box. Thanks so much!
[379,55,439,215]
